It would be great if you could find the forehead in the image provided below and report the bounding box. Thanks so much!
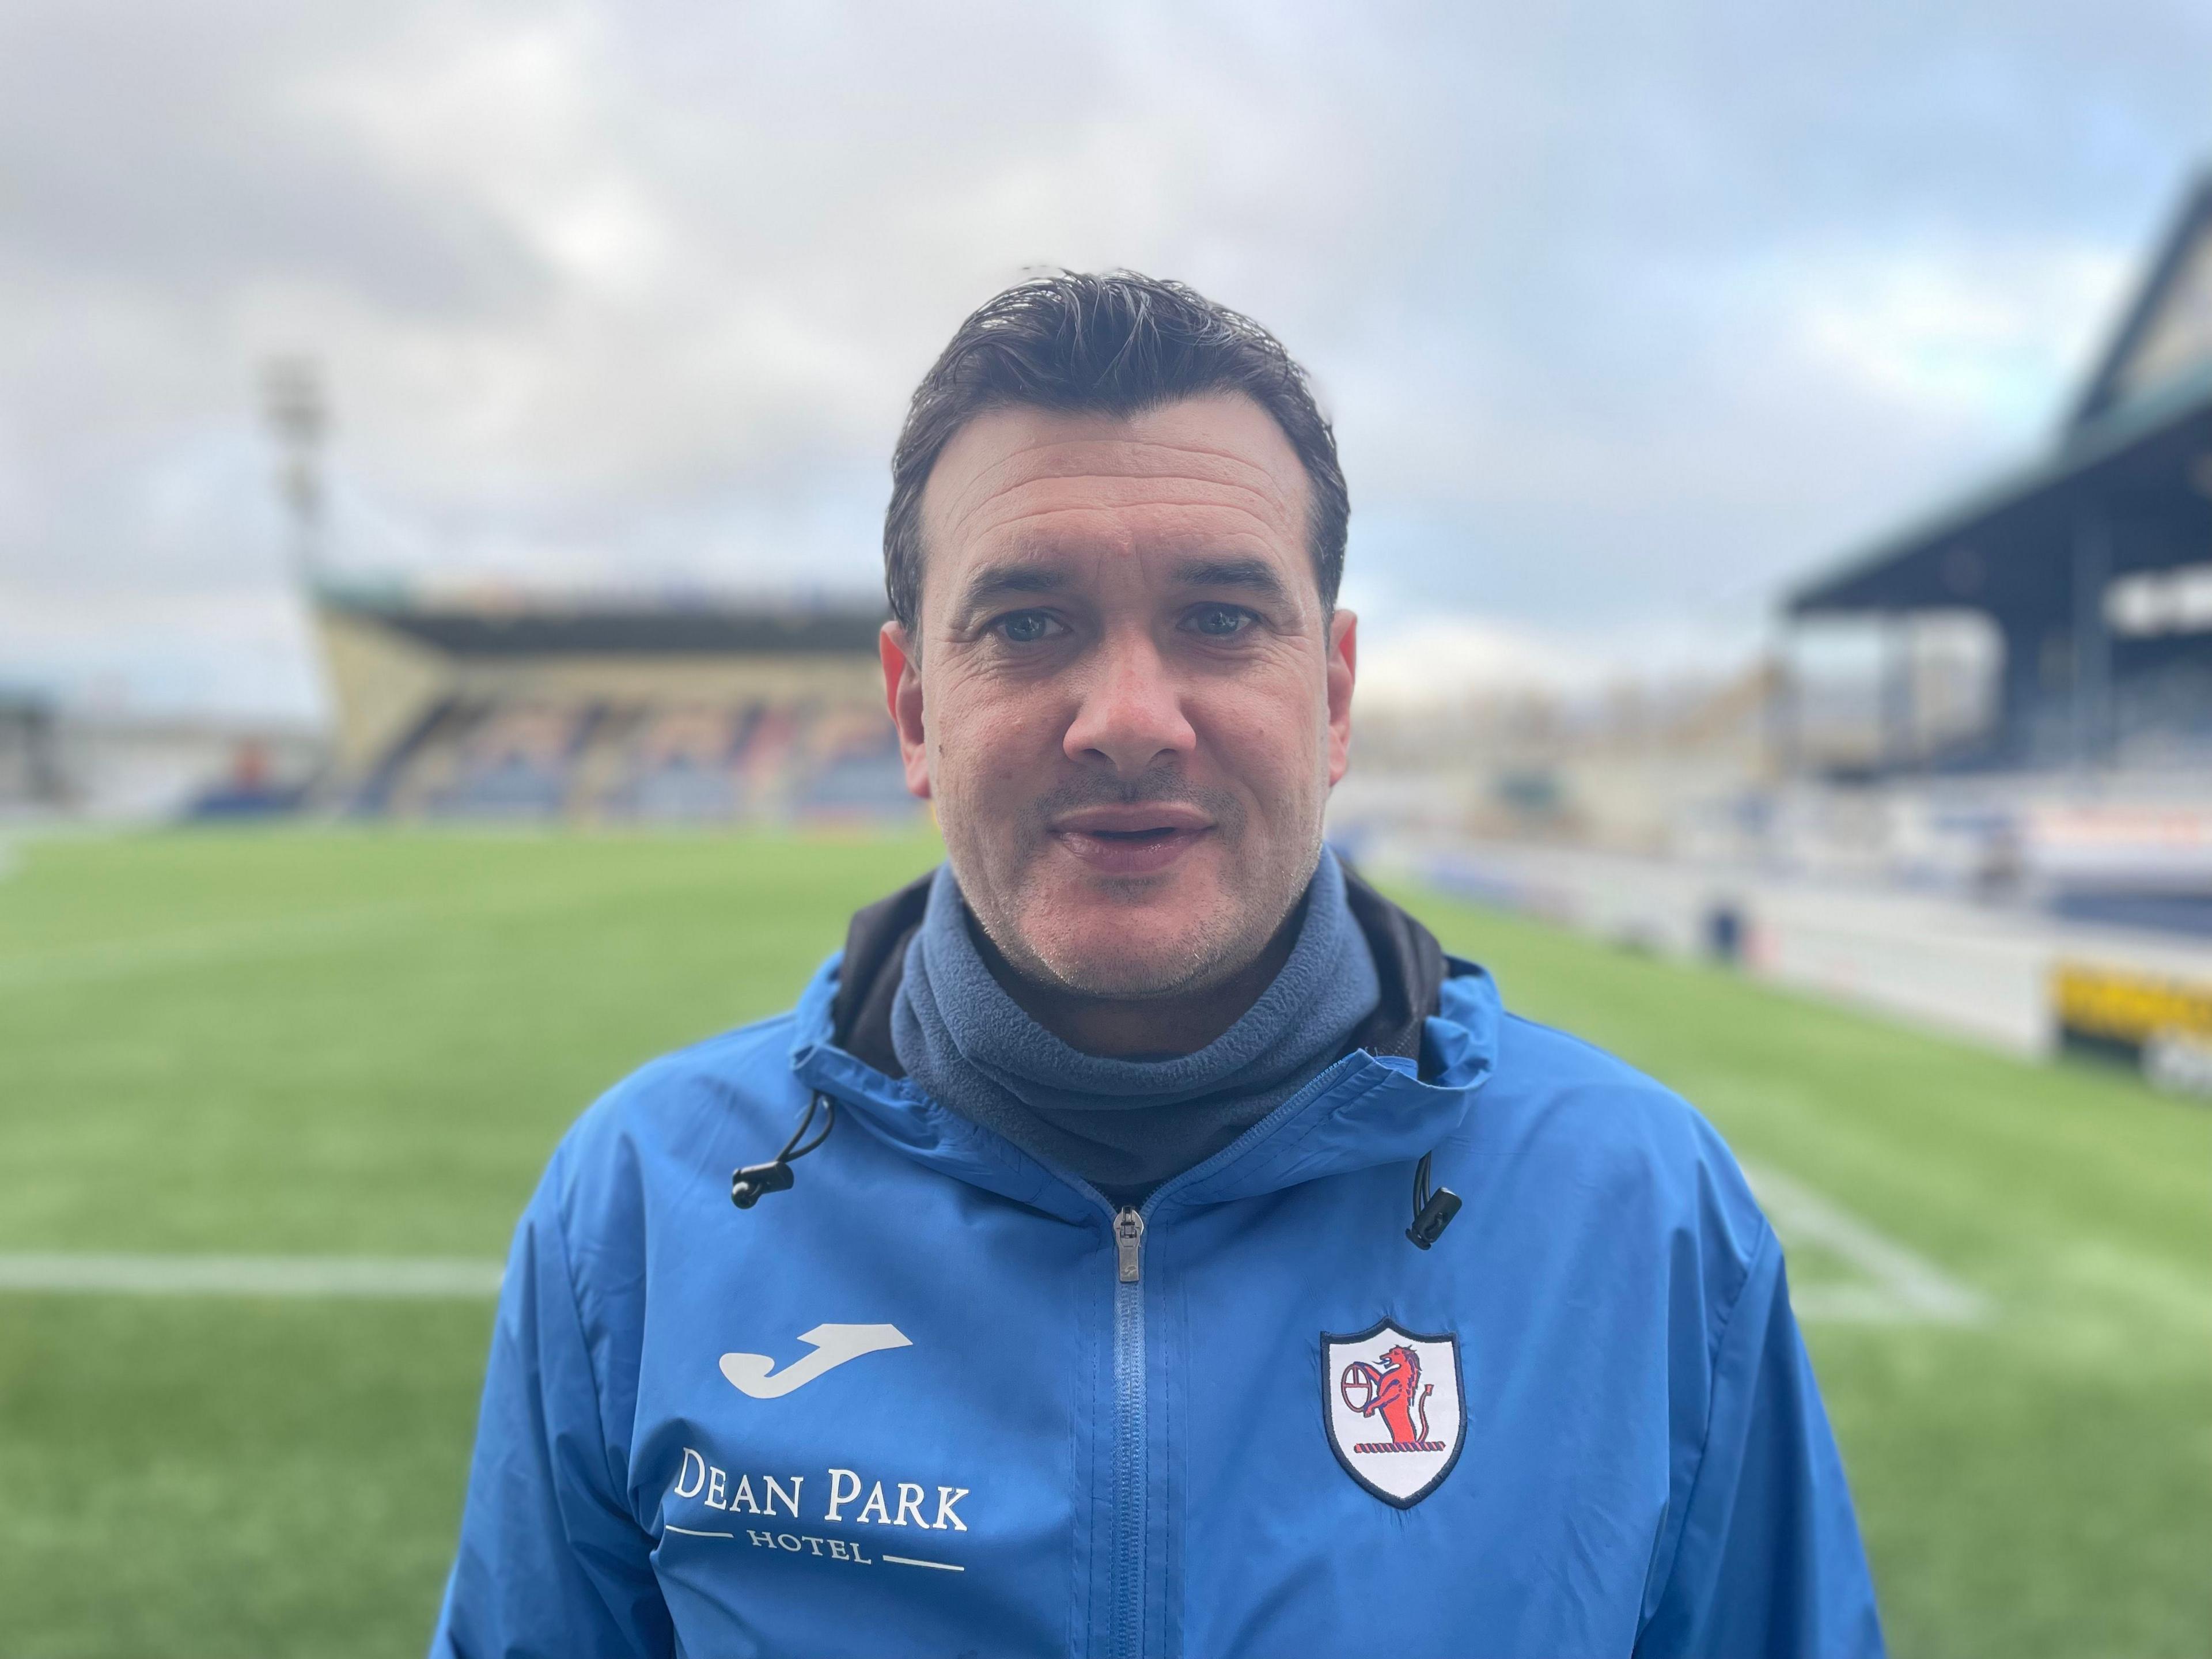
[918,394,1312,594]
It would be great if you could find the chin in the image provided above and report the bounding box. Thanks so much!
[1022,896,1228,998]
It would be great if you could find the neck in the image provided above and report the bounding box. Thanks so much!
[968,902,1305,1059]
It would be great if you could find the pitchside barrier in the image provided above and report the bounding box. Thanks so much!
[2051,962,2212,1093]
[1407,839,2212,1099]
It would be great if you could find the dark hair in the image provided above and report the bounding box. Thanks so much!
[883,270,1349,630]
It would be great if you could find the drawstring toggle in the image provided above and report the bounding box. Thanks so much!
[732,1092,836,1210]
[1406,1152,1461,1249]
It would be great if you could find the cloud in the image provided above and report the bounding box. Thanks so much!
[1,0,2207,717]
[1789,241,2131,427]
[1351,600,1765,713]
[0,580,321,719]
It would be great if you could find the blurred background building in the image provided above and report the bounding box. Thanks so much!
[1338,172,2212,1089]
[1786,171,2212,781]
[313,584,901,821]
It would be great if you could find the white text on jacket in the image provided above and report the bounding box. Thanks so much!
[672,1449,969,1531]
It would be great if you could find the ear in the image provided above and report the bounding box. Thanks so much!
[880,620,932,799]
[1325,608,1357,787]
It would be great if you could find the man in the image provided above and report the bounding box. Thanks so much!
[433,274,1884,1658]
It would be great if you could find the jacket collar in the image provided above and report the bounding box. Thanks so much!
[788,865,1499,1222]
[827,858,1450,1080]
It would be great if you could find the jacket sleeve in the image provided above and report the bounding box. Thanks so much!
[430,1157,671,1659]
[1637,1226,1886,1659]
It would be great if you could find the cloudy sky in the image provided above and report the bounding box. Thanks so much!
[2,0,2207,719]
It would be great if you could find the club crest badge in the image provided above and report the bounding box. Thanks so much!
[1321,1320,1466,1508]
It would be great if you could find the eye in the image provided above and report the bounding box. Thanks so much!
[991,609,1066,645]
[1184,604,1255,639]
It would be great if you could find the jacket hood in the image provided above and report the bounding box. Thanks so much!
[787,861,1500,1222]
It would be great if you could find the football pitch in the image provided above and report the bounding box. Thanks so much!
[1,829,2206,1658]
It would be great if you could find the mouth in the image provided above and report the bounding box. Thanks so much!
[1047,804,1215,875]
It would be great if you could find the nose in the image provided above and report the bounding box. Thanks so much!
[1062,627,1197,778]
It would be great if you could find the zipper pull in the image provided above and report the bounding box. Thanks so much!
[1113,1208,1146,1283]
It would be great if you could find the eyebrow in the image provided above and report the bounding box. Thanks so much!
[1171,556,1291,600]
[954,563,1069,614]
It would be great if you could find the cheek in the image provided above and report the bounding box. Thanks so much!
[1195,668,1330,791]
[929,672,1065,797]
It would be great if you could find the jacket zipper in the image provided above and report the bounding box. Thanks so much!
[1110,1206,1146,1658]
[1092,1058,1370,1657]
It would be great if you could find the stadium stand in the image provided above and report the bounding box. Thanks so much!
[315,588,913,824]
[1777,169,2212,944]
[1786,169,2212,777]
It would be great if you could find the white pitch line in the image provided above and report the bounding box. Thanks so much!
[882,1555,964,1571]
[1740,1159,1990,1325]
[2,1163,1985,1328]
[0,1252,503,1299]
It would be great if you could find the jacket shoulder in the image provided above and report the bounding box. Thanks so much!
[1478,1009,1772,1299]
[537,1010,810,1239]
[1491,1009,1729,1150]
[580,1006,804,1134]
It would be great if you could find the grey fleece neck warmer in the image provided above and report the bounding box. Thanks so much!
[889,847,1381,1206]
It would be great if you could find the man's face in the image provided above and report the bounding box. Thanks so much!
[881,393,1356,999]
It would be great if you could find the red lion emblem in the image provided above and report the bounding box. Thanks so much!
[1339,1343,1445,1453]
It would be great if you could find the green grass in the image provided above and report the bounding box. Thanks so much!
[1,830,2206,1657]
[0,830,943,1659]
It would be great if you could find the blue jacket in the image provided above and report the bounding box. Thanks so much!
[432,945,1883,1658]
